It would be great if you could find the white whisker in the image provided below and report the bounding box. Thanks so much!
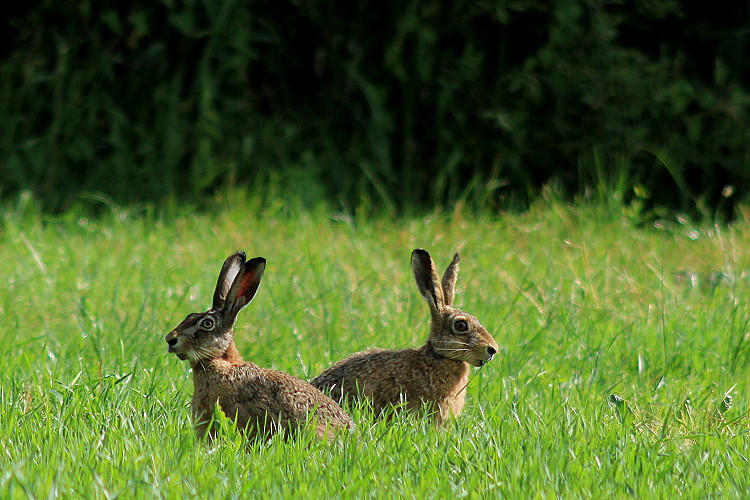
[432,342,472,350]
[434,338,478,344]
[432,339,470,346]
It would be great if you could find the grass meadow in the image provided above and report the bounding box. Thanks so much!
[1,192,750,498]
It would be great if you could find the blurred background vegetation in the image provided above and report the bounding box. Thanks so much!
[1,0,749,216]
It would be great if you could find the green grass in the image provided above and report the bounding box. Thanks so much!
[1,191,749,498]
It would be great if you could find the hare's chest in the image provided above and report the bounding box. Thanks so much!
[191,370,241,419]
[192,368,268,428]
[430,364,470,421]
[438,385,467,416]
[191,375,223,422]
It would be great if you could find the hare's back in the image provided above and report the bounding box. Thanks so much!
[257,368,353,427]
[312,348,430,401]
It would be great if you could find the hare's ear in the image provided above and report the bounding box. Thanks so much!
[411,249,445,315]
[212,252,247,310]
[441,253,460,307]
[222,257,266,325]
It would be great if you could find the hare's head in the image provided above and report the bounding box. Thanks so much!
[411,249,498,367]
[165,252,265,363]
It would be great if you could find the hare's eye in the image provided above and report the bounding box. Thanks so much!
[200,317,215,330]
[453,319,469,333]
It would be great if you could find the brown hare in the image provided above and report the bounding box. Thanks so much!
[312,249,498,424]
[165,252,353,440]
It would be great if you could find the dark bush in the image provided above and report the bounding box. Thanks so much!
[1,0,748,214]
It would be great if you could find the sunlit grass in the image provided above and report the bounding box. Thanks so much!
[1,192,749,497]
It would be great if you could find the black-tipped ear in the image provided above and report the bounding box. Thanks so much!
[222,256,266,325]
[441,253,460,307]
[411,249,445,314]
[213,252,246,310]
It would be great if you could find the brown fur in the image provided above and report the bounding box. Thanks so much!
[165,252,353,440]
[312,249,498,424]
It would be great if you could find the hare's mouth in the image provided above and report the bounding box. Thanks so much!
[167,342,189,360]
[168,346,189,360]
[470,349,496,367]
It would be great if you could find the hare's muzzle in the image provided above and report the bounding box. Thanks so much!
[474,344,497,367]
[165,331,187,359]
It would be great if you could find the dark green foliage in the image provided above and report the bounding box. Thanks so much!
[1,0,748,213]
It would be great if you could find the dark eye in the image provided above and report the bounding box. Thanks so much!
[453,318,469,333]
[200,317,215,330]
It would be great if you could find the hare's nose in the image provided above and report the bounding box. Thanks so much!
[165,331,178,345]
[486,346,497,357]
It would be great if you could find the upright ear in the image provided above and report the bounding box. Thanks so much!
[222,257,266,325]
[411,249,445,315]
[441,253,460,307]
[212,252,247,310]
